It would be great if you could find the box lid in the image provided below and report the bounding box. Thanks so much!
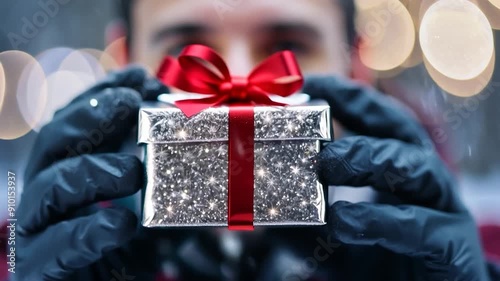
[138,101,331,144]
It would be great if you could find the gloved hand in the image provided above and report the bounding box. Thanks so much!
[305,76,492,281]
[16,67,168,281]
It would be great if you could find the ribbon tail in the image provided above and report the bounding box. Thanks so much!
[228,105,255,231]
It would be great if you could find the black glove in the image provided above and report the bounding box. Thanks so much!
[16,67,168,281]
[304,76,492,281]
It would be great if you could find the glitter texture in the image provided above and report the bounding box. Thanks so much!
[138,102,331,227]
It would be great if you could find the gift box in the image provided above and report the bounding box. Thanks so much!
[138,100,331,228]
[138,44,332,229]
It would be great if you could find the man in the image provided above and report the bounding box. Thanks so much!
[16,0,500,280]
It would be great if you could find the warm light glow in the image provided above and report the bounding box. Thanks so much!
[79,48,119,74]
[424,52,495,97]
[399,0,424,68]
[356,0,415,70]
[400,0,425,26]
[354,0,390,10]
[59,49,104,81]
[16,57,48,133]
[401,37,423,68]
[420,0,494,80]
[418,0,439,26]
[0,51,47,140]
[102,36,127,70]
[471,0,500,30]
[488,0,500,9]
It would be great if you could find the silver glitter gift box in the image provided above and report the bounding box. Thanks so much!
[138,101,331,227]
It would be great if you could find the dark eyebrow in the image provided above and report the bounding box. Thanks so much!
[151,23,213,43]
[258,22,321,39]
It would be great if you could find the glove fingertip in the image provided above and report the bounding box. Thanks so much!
[328,201,369,242]
[99,207,138,244]
[316,143,353,186]
[142,78,170,101]
[111,65,147,86]
[111,87,143,109]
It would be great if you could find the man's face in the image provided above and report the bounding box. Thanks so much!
[130,0,351,77]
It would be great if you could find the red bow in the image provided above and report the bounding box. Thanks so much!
[157,44,303,116]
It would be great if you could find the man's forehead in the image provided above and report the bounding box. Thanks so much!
[134,0,340,31]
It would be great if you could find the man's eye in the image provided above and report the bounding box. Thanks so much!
[266,40,310,55]
[167,44,187,56]
[167,42,195,56]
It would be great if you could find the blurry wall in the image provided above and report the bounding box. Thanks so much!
[0,0,116,53]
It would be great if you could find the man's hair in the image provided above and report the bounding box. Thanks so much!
[120,0,356,49]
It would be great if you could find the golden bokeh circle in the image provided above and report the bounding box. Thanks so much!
[17,56,49,133]
[356,0,415,71]
[102,36,127,70]
[80,48,119,73]
[354,0,391,10]
[488,0,500,9]
[471,0,500,30]
[0,51,48,140]
[59,49,102,82]
[420,0,494,80]
[424,52,495,97]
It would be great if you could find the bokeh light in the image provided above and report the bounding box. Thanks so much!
[80,48,120,73]
[354,0,390,10]
[59,49,105,81]
[488,0,500,9]
[17,56,49,132]
[0,51,47,140]
[472,0,500,30]
[401,37,423,67]
[35,70,96,131]
[420,0,494,81]
[102,36,127,70]
[356,0,415,71]
[418,0,439,26]
[35,47,74,75]
[0,62,5,110]
[374,66,405,79]
[26,48,105,131]
[424,52,495,97]
[398,0,424,68]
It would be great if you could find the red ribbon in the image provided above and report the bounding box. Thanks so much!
[157,45,303,230]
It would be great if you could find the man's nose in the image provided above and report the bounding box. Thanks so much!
[223,39,255,77]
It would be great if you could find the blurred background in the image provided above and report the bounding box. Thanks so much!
[0,0,500,276]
